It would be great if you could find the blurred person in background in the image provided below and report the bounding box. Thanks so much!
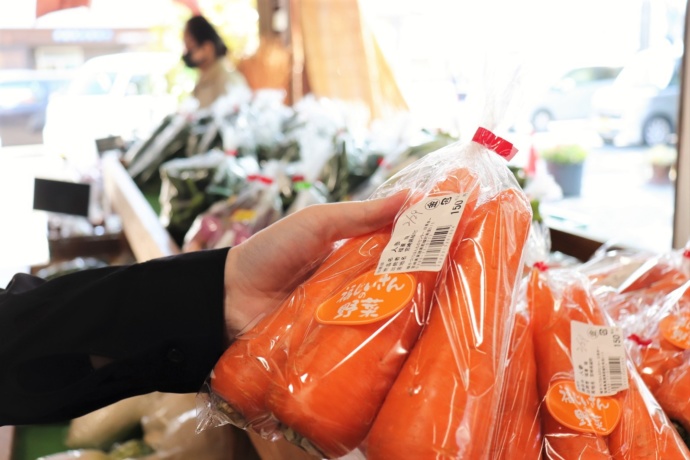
[182,14,249,109]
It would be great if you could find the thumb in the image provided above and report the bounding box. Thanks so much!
[313,190,408,243]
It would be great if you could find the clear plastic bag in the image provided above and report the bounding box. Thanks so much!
[597,276,690,436]
[159,150,248,245]
[197,121,533,459]
[197,49,541,457]
[182,169,283,252]
[525,227,690,459]
[140,393,257,460]
[37,451,110,460]
[588,241,690,436]
[583,242,690,296]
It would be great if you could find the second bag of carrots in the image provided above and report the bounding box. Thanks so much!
[526,234,690,460]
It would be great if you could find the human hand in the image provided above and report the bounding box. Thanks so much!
[222,192,406,337]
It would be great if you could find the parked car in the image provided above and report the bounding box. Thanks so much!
[43,52,178,161]
[0,69,72,145]
[592,47,682,146]
[529,65,622,131]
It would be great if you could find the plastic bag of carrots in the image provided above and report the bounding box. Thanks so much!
[195,123,534,458]
[589,244,690,439]
[580,240,690,295]
[526,228,690,459]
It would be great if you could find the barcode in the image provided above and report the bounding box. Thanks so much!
[607,356,624,389]
[419,226,451,267]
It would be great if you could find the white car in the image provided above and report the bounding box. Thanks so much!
[592,46,682,146]
[43,52,178,164]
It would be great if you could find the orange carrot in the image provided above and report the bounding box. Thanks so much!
[655,364,690,433]
[366,188,531,460]
[211,230,391,433]
[530,271,612,459]
[608,285,690,433]
[491,310,542,459]
[265,170,482,458]
[609,360,690,460]
[265,270,438,457]
[619,262,688,295]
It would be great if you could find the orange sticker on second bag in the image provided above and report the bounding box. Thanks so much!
[315,271,417,325]
[545,380,622,436]
[660,313,690,349]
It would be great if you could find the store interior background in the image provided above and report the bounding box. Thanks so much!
[0,0,688,282]
[2,0,690,459]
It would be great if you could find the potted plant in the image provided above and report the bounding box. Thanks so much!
[540,144,588,197]
[648,144,677,184]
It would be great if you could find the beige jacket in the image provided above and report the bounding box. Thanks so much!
[193,59,248,109]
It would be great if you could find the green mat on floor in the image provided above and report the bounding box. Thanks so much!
[13,424,69,460]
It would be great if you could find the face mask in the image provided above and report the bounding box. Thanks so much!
[182,51,198,68]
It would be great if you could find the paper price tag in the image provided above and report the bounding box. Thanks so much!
[375,192,469,275]
[571,321,629,397]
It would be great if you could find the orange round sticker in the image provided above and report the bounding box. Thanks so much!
[660,314,690,349]
[545,380,622,436]
[315,271,417,325]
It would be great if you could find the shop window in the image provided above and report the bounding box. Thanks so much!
[365,0,687,253]
[71,71,117,96]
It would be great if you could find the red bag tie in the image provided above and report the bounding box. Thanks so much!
[533,261,549,272]
[628,334,653,347]
[472,127,518,161]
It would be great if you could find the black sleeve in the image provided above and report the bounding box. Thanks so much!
[0,248,230,427]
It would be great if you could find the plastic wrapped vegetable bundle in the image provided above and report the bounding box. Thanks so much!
[599,279,690,435]
[365,130,532,460]
[182,167,283,252]
[158,150,248,245]
[589,244,690,432]
[199,125,538,459]
[201,130,497,457]
[527,251,690,458]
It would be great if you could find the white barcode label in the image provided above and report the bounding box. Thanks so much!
[571,321,629,396]
[375,192,469,275]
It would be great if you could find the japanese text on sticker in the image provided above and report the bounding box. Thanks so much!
[571,321,629,397]
[334,274,408,319]
[376,192,469,275]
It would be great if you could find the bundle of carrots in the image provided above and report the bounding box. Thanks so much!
[608,283,690,435]
[205,127,541,458]
[590,248,690,435]
[528,265,690,459]
[209,132,510,456]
